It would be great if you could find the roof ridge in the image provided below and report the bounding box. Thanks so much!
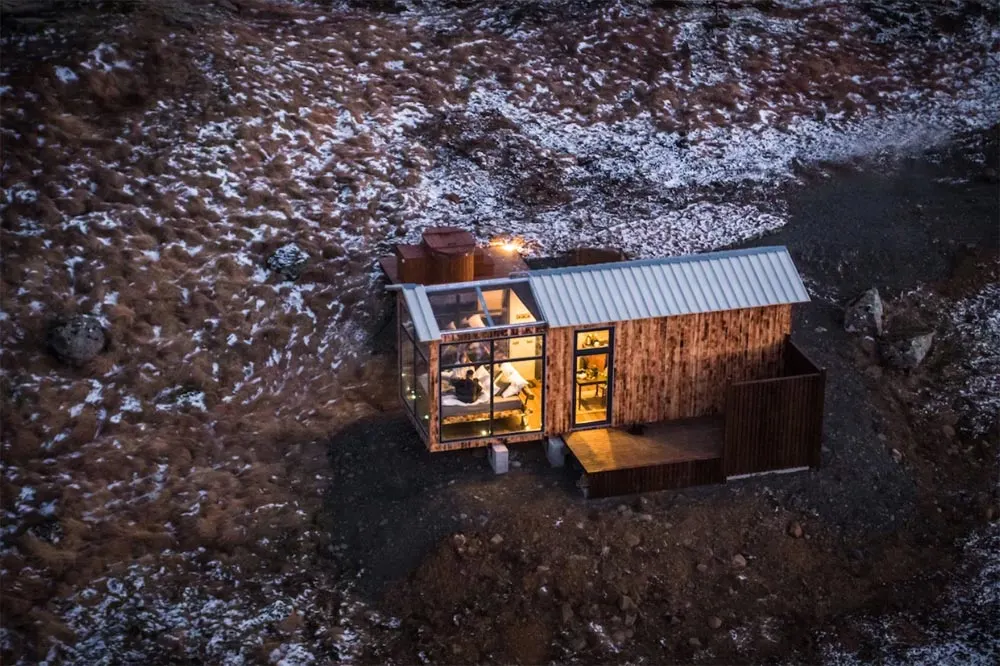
[521,246,790,277]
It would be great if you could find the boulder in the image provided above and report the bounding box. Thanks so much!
[48,315,106,364]
[267,242,309,280]
[844,288,884,336]
[879,332,934,370]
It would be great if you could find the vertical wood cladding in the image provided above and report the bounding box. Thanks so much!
[542,305,792,436]
[583,458,725,499]
[543,326,576,435]
[723,341,825,476]
[609,304,792,426]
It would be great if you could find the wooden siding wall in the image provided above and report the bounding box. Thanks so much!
[723,366,825,476]
[612,305,791,425]
[544,327,576,435]
[543,305,791,435]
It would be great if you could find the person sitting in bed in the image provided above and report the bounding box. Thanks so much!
[452,369,482,404]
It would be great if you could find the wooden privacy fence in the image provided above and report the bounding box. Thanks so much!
[723,339,825,477]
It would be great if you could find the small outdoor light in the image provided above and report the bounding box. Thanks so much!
[490,235,524,253]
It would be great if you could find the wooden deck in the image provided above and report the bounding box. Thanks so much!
[565,418,725,498]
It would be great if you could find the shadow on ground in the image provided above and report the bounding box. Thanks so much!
[324,413,581,597]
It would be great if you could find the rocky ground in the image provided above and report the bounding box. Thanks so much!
[1,1,998,664]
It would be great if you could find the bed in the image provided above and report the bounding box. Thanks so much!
[418,369,534,426]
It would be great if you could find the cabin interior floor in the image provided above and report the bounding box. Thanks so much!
[564,416,724,473]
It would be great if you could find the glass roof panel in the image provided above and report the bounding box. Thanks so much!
[427,280,544,333]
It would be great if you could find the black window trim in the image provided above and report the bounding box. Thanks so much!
[571,326,614,430]
[438,333,546,443]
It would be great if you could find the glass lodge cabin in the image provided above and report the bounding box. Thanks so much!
[381,228,827,480]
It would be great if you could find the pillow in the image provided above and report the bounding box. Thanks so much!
[501,368,528,398]
[466,314,486,328]
[472,365,491,394]
[499,362,515,379]
[493,378,511,397]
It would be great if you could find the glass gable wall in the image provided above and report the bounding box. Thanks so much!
[398,278,548,445]
[439,335,545,442]
[399,303,430,433]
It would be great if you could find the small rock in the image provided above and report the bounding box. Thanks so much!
[511,460,522,468]
[688,637,702,648]
[788,521,804,539]
[696,562,709,573]
[879,332,934,370]
[941,425,956,439]
[814,326,827,333]
[732,553,747,569]
[624,533,641,548]
[844,288,884,336]
[619,595,637,612]
[48,315,106,365]
[637,513,653,522]
[985,505,997,522]
[451,534,467,550]
[611,629,626,644]
[561,603,575,624]
[624,612,637,626]
[616,504,631,515]
[489,534,504,547]
[266,242,309,280]
[569,636,587,652]
[859,336,878,356]
[707,616,723,630]
[891,448,904,463]
[633,496,650,512]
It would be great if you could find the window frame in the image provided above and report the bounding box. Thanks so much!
[571,327,614,429]
[438,333,546,443]
[399,308,429,436]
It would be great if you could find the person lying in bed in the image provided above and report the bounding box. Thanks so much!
[452,368,483,404]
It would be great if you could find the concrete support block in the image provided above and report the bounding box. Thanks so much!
[488,444,509,474]
[545,436,566,468]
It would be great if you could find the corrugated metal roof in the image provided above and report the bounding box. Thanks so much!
[401,285,440,343]
[523,246,809,328]
[395,246,809,340]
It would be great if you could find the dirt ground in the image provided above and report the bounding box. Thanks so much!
[320,129,1000,665]
[1,1,998,664]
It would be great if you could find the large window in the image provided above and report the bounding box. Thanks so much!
[399,306,429,434]
[439,335,545,442]
[573,328,613,427]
